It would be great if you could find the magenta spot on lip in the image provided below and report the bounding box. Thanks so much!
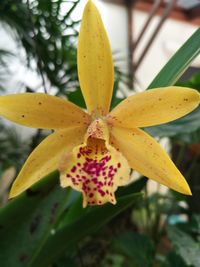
[92,178,98,184]
[108,173,113,178]
[64,138,123,206]
[71,166,77,173]
[98,189,105,196]
[82,184,87,190]
[86,157,92,162]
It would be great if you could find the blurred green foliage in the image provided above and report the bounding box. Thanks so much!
[0,0,80,94]
[0,49,14,91]
[0,171,143,267]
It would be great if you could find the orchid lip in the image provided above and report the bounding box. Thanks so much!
[59,118,130,207]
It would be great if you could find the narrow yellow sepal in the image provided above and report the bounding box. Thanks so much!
[0,93,91,130]
[108,87,200,128]
[9,126,86,198]
[78,0,114,116]
[110,126,192,195]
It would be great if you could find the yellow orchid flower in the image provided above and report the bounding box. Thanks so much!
[0,0,199,207]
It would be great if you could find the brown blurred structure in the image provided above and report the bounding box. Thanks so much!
[102,0,200,87]
[103,0,200,25]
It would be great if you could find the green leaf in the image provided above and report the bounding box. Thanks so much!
[110,77,125,109]
[56,256,77,267]
[0,167,143,267]
[145,106,200,138]
[59,194,85,227]
[190,214,200,236]
[116,177,147,197]
[172,129,200,144]
[29,192,143,267]
[67,87,86,109]
[0,172,70,267]
[164,252,188,267]
[148,28,200,88]
[113,232,155,267]
[177,71,200,92]
[167,225,200,267]
[60,177,146,229]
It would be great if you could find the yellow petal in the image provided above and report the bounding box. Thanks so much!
[107,87,200,127]
[110,126,191,195]
[78,0,114,116]
[59,119,130,207]
[9,126,87,198]
[0,93,91,129]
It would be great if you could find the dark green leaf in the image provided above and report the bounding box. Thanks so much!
[113,232,155,267]
[110,77,125,109]
[177,71,200,92]
[148,28,200,88]
[164,252,188,267]
[145,106,200,138]
[116,177,147,197]
[0,171,70,267]
[61,177,146,229]
[172,128,200,144]
[29,192,143,267]
[167,225,200,267]
[67,87,86,109]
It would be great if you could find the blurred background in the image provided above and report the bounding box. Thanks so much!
[0,1,200,267]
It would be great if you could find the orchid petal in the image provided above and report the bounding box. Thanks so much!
[110,126,191,195]
[108,87,200,128]
[78,0,114,116]
[59,119,130,207]
[9,126,87,198]
[0,93,91,129]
